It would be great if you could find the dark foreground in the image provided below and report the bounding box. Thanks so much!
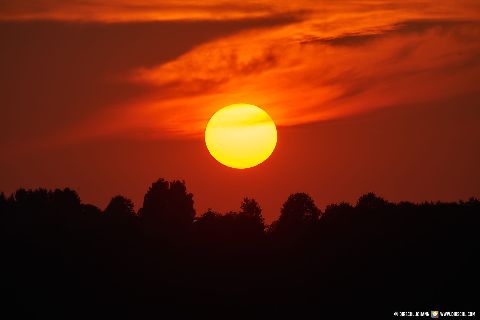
[1,179,478,318]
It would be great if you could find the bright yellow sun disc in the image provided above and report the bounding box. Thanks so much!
[205,104,277,169]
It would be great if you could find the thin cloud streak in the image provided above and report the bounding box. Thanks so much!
[1,0,479,23]
[0,0,300,22]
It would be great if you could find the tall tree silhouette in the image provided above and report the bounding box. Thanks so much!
[104,195,136,224]
[139,178,195,236]
[271,192,321,236]
[239,197,265,237]
[240,198,263,221]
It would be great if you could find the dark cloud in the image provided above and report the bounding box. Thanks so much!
[0,15,297,144]
[301,19,479,46]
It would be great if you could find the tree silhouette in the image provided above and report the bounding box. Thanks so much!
[1,179,478,316]
[104,195,136,229]
[139,178,195,236]
[52,188,81,210]
[193,208,227,244]
[271,192,321,236]
[240,198,263,221]
[82,203,102,217]
[194,198,265,247]
[356,192,388,210]
[105,195,135,219]
[239,197,265,235]
[324,202,354,216]
[0,192,7,215]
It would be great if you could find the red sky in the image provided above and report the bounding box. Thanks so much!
[1,0,480,222]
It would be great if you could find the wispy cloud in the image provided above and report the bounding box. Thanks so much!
[70,13,480,140]
[2,0,480,146]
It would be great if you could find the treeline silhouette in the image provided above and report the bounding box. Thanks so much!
[1,178,478,317]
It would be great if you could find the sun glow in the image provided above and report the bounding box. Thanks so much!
[205,104,277,169]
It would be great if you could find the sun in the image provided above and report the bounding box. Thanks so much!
[205,104,277,169]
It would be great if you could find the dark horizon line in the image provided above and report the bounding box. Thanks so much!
[1,177,479,217]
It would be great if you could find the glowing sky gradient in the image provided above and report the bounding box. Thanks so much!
[1,0,479,221]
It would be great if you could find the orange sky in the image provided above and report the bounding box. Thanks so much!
[1,0,480,221]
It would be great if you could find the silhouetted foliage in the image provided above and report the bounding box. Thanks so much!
[280,192,321,222]
[324,201,354,216]
[240,197,264,226]
[270,192,321,238]
[193,199,265,251]
[139,179,195,237]
[105,195,135,219]
[82,203,102,217]
[1,181,478,317]
[240,197,262,218]
[0,192,6,214]
[239,197,265,237]
[356,192,389,210]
